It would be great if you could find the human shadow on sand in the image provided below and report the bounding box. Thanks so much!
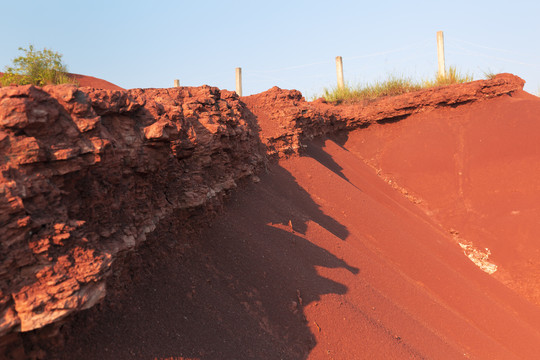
[54,159,358,360]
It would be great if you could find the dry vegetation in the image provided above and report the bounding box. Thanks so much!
[320,66,474,102]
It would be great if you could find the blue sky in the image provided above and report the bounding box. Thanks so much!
[1,0,539,97]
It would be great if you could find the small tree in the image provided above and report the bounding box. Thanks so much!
[0,45,75,86]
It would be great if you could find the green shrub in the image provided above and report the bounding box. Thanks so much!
[0,45,76,86]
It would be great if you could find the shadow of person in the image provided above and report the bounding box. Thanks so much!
[54,161,358,360]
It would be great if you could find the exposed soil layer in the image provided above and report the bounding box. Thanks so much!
[1,73,538,358]
[242,73,524,158]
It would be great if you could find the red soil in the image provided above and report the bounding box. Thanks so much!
[345,90,540,306]
[52,91,540,359]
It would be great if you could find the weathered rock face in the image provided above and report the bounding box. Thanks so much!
[243,73,525,157]
[0,73,524,357]
[0,84,264,342]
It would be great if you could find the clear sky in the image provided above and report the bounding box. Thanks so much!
[1,0,539,97]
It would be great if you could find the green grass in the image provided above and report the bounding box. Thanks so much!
[319,66,473,103]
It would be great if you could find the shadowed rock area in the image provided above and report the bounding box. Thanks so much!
[1,73,538,359]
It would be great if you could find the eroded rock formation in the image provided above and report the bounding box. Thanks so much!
[243,73,524,157]
[0,84,265,356]
[0,73,524,358]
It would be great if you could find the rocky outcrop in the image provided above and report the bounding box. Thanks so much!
[0,73,524,357]
[243,73,525,157]
[0,84,264,355]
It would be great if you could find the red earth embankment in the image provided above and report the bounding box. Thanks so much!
[344,89,540,306]
[2,73,540,358]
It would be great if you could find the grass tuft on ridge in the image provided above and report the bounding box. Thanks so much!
[319,66,473,103]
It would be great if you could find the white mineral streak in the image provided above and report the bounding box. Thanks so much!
[459,242,498,274]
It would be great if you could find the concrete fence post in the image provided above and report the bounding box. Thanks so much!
[174,79,180,87]
[235,67,242,97]
[437,31,446,79]
[336,56,345,90]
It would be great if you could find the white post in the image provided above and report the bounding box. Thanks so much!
[174,79,180,87]
[235,67,242,96]
[336,56,345,90]
[437,31,446,78]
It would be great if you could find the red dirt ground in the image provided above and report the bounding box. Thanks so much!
[344,90,540,307]
[52,91,540,359]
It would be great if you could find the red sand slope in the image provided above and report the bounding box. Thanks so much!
[54,92,540,359]
[345,90,540,306]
